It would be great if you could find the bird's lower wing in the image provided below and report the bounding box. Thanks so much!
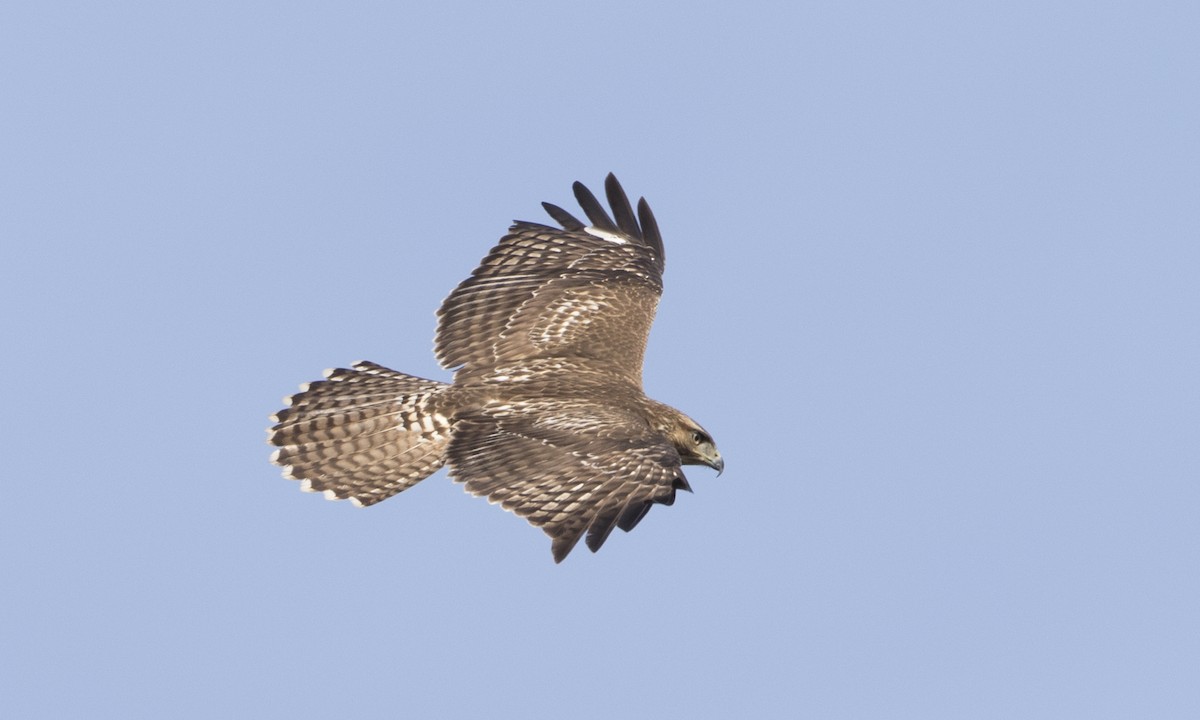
[445,400,690,562]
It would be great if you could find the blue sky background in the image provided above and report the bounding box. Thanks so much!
[3,2,1198,717]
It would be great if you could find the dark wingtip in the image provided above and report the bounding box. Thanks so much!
[585,505,622,553]
[573,180,618,233]
[551,528,584,563]
[604,173,642,242]
[637,197,665,268]
[542,201,584,230]
[616,501,652,532]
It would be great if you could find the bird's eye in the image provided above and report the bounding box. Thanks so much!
[692,431,708,445]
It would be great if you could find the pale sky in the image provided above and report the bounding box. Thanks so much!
[3,2,1198,718]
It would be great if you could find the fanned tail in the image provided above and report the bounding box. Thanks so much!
[268,361,453,506]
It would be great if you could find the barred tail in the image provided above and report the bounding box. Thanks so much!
[268,361,453,507]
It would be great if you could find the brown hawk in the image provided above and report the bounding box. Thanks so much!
[269,174,723,562]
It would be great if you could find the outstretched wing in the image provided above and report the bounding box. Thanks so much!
[435,174,666,384]
[445,398,693,562]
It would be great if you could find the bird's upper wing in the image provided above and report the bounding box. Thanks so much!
[435,174,666,384]
[445,397,692,562]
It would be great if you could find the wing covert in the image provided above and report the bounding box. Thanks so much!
[434,174,666,382]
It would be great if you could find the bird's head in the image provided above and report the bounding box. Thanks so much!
[669,414,724,475]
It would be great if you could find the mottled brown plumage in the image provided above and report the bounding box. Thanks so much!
[269,175,722,561]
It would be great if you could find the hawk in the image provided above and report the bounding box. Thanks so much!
[269,174,723,562]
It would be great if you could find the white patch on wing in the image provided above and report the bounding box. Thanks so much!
[584,227,628,244]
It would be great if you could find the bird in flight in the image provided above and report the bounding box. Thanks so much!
[269,174,723,562]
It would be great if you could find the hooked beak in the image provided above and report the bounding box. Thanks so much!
[706,453,724,477]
